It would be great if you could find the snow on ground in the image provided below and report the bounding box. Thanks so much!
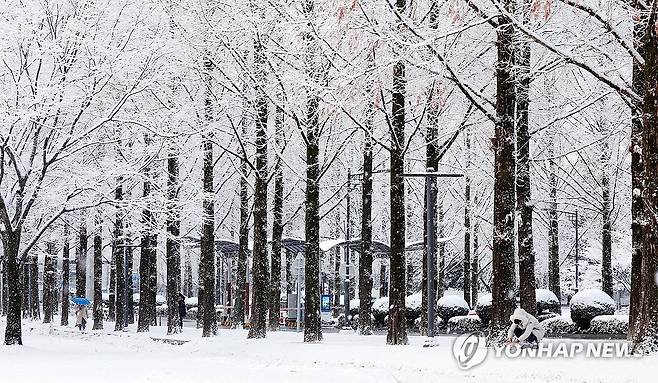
[0,317,654,383]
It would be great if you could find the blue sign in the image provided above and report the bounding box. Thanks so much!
[320,294,331,312]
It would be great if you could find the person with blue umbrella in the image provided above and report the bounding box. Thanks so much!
[72,297,90,331]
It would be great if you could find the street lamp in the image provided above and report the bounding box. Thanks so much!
[401,168,463,338]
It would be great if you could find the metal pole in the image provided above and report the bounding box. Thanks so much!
[426,169,436,337]
[575,211,579,291]
[344,168,351,327]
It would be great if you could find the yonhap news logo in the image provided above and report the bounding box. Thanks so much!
[452,332,488,370]
[451,332,642,370]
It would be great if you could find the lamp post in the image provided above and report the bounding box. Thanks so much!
[401,169,462,338]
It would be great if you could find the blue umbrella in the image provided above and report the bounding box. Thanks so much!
[72,297,91,305]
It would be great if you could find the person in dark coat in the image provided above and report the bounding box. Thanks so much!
[178,293,186,327]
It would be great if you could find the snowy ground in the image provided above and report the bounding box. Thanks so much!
[0,317,653,383]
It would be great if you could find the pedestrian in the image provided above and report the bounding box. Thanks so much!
[506,308,545,348]
[76,304,88,331]
[178,293,186,328]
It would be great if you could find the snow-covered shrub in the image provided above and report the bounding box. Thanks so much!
[437,295,469,322]
[537,312,560,322]
[413,316,443,331]
[543,315,578,334]
[589,315,628,335]
[405,293,422,328]
[351,314,377,332]
[185,296,198,308]
[447,315,482,334]
[372,297,389,328]
[536,289,560,314]
[570,289,615,329]
[475,293,492,325]
[348,299,360,317]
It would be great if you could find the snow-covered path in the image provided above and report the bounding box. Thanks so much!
[0,318,653,383]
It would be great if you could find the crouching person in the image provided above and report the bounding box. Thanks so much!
[507,308,545,348]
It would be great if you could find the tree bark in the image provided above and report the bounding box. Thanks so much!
[61,225,71,326]
[4,233,23,344]
[490,0,517,342]
[248,37,270,339]
[358,47,375,336]
[201,54,217,337]
[516,19,536,316]
[42,241,56,323]
[93,216,103,330]
[601,146,613,297]
[166,145,182,335]
[629,8,646,340]
[471,219,480,305]
[547,138,561,303]
[233,118,250,327]
[114,180,126,332]
[388,0,408,343]
[633,8,658,351]
[269,104,285,332]
[463,128,472,307]
[302,0,322,343]
[77,215,87,298]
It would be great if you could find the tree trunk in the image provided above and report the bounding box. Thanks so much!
[601,147,613,297]
[42,241,56,323]
[61,226,71,326]
[629,9,646,340]
[490,0,517,342]
[29,256,39,319]
[166,146,182,335]
[114,180,126,332]
[3,233,22,345]
[463,128,472,307]
[358,47,375,336]
[77,215,87,298]
[471,219,480,305]
[248,38,269,339]
[547,138,561,304]
[93,216,103,330]
[633,11,658,351]
[437,201,445,299]
[233,124,250,327]
[127,246,134,324]
[269,104,285,332]
[516,21,536,316]
[201,55,217,337]
[388,1,408,343]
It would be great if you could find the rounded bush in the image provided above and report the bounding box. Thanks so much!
[589,315,628,335]
[570,289,615,329]
[475,293,492,325]
[405,293,422,328]
[543,315,578,334]
[437,295,469,322]
[536,289,561,314]
[372,297,389,328]
[447,315,482,334]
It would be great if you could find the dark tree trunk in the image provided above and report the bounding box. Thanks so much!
[248,38,269,339]
[302,0,322,343]
[629,11,646,340]
[601,150,613,297]
[633,11,658,351]
[516,24,536,316]
[201,55,217,337]
[42,241,56,323]
[77,216,87,298]
[148,235,157,326]
[61,226,71,326]
[490,0,517,342]
[388,4,408,342]
[463,128,472,307]
[166,147,182,335]
[547,138,561,303]
[138,150,155,332]
[471,219,480,304]
[3,233,22,345]
[93,217,103,330]
[29,257,39,319]
[114,180,126,332]
[108,245,116,322]
[269,104,285,332]
[183,255,193,298]
[358,47,375,336]
[127,246,134,324]
[437,201,445,299]
[233,130,250,327]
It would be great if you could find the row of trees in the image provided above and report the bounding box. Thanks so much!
[1,0,657,351]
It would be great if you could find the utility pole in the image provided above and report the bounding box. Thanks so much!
[402,169,462,338]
